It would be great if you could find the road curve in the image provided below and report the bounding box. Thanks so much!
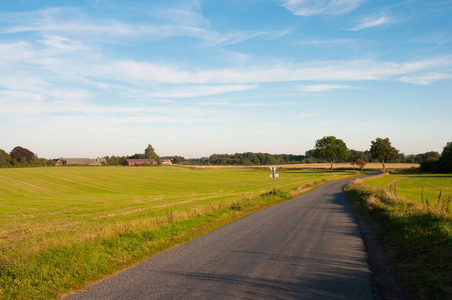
[64,176,375,300]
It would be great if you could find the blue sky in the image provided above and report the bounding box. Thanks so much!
[1,0,451,159]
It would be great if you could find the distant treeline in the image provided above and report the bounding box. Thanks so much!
[162,149,440,166]
[0,144,448,171]
[209,153,306,165]
[105,144,161,165]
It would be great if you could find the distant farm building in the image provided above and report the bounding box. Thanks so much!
[161,159,172,165]
[123,159,157,166]
[63,158,105,166]
[53,158,65,166]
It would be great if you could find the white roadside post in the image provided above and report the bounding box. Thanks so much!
[269,166,278,190]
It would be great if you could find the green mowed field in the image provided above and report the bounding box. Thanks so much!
[362,173,452,207]
[0,166,355,299]
[348,172,452,299]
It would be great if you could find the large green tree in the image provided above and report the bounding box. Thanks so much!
[313,136,348,170]
[10,146,37,164]
[0,149,11,167]
[144,144,161,165]
[369,138,398,170]
[438,141,452,173]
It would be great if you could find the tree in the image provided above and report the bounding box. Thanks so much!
[438,141,452,173]
[349,153,357,170]
[260,154,277,165]
[0,149,11,167]
[356,159,367,171]
[369,138,398,171]
[313,136,348,170]
[10,146,37,164]
[415,151,440,163]
[348,149,370,161]
[128,153,145,159]
[144,144,161,165]
[172,156,182,164]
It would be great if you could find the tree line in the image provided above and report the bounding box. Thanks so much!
[420,142,452,173]
[1,139,451,173]
[0,144,162,168]
[310,136,450,172]
[104,144,161,166]
[0,146,55,168]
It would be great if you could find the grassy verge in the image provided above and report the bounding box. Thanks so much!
[0,167,357,299]
[344,173,452,299]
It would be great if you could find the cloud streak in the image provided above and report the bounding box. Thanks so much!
[134,85,258,99]
[0,7,288,47]
[298,84,353,92]
[296,39,355,46]
[282,0,362,16]
[397,72,452,85]
[90,57,452,85]
[350,13,397,30]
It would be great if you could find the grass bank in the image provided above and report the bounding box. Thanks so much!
[344,172,452,299]
[0,166,356,299]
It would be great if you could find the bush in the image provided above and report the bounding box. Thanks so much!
[261,189,291,200]
[420,157,439,172]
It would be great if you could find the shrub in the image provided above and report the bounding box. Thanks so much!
[420,157,439,172]
[261,189,291,200]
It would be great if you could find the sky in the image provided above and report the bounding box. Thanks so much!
[0,0,451,159]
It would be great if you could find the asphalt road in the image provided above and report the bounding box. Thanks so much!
[64,176,375,300]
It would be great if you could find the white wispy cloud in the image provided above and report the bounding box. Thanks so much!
[0,75,49,91]
[0,42,35,63]
[397,72,452,85]
[0,75,91,101]
[300,112,320,118]
[202,29,290,47]
[0,91,220,125]
[350,13,394,30]
[39,35,86,51]
[0,7,288,47]
[296,39,355,46]
[2,36,450,92]
[298,84,353,92]
[282,0,362,16]
[0,90,45,102]
[84,57,452,85]
[134,85,258,99]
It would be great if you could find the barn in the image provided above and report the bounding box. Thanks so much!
[123,159,157,166]
[63,158,105,166]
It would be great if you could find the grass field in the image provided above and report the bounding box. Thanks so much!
[0,166,356,299]
[361,173,452,209]
[345,172,452,299]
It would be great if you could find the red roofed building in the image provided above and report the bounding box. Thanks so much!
[123,159,157,166]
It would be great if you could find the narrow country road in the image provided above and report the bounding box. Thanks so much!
[64,176,376,300]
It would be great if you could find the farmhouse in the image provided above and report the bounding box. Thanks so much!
[53,158,65,166]
[123,159,157,166]
[64,158,105,166]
